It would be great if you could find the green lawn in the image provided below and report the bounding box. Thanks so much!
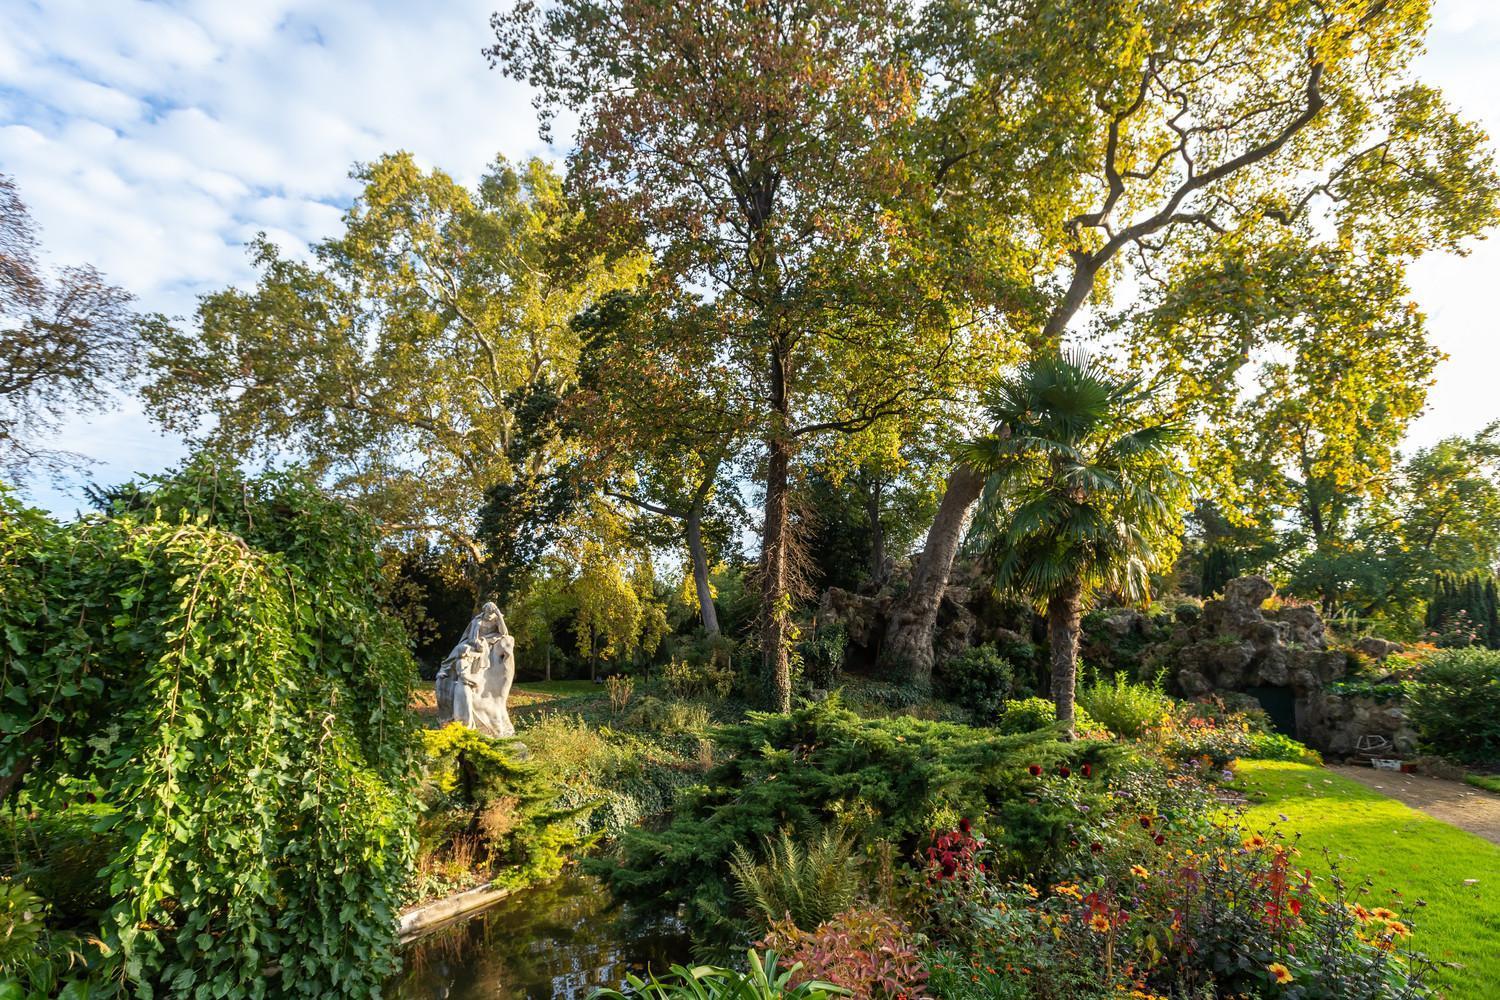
[513,679,602,697]
[1235,761,1500,1000]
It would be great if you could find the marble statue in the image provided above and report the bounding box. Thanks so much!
[435,601,516,737]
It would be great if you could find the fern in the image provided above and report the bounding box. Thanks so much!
[730,826,860,932]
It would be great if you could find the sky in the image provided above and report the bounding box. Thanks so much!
[2,0,1499,516]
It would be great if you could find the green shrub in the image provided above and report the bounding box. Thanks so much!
[524,714,704,841]
[934,645,1015,723]
[662,657,737,700]
[994,697,1099,735]
[417,725,593,891]
[1075,675,1174,738]
[596,698,1106,946]
[730,827,861,933]
[625,696,712,734]
[1406,647,1500,763]
[0,804,120,923]
[1246,730,1323,765]
[0,461,421,997]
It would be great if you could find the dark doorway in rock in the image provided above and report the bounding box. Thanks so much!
[1245,685,1297,737]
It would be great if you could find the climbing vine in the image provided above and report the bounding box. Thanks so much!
[0,457,420,997]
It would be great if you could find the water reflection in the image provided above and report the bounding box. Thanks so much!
[393,874,692,999]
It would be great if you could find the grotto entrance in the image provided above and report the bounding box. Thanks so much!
[1244,685,1297,738]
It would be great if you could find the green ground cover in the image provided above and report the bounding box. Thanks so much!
[1235,761,1500,1000]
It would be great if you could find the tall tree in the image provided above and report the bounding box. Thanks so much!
[490,0,1000,709]
[884,0,1500,673]
[0,173,138,481]
[142,154,644,597]
[962,351,1189,734]
[571,289,750,635]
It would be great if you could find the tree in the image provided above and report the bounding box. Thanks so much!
[142,154,644,596]
[962,351,1189,734]
[0,173,138,481]
[572,289,750,635]
[883,0,1500,676]
[490,0,1001,710]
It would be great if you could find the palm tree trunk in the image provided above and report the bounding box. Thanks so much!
[1046,580,1083,738]
[880,464,984,687]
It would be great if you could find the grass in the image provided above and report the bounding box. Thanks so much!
[1464,773,1500,795]
[1234,760,1500,1000]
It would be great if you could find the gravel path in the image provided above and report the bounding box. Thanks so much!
[1331,765,1500,846]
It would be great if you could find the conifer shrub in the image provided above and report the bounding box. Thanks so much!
[0,459,421,997]
[417,725,594,892]
[595,698,1108,945]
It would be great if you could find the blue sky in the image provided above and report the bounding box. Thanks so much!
[3,0,1499,515]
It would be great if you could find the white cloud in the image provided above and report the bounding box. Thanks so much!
[2,0,1497,514]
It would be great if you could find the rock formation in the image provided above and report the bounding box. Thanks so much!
[435,601,517,738]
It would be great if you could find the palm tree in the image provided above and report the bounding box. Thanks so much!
[961,350,1189,736]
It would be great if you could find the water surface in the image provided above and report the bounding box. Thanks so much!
[392,874,691,999]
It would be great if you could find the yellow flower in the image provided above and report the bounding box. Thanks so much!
[1371,907,1399,921]
[1130,864,1150,879]
[1022,883,1039,898]
[1089,911,1112,933]
[1053,883,1083,900]
[1267,962,1293,985]
[1349,903,1371,922]
[1243,834,1268,850]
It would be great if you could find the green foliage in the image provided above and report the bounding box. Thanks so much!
[418,725,594,891]
[1075,676,1173,739]
[729,827,861,933]
[663,658,737,701]
[0,459,420,997]
[1199,544,1240,598]
[624,696,712,735]
[0,804,120,923]
[523,714,705,841]
[588,950,847,1000]
[0,880,45,967]
[994,698,1098,737]
[597,699,1099,945]
[934,645,1015,724]
[1425,571,1499,649]
[1406,648,1500,764]
[1464,773,1500,795]
[798,625,848,691]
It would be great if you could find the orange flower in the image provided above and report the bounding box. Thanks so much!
[1243,834,1268,850]
[1386,920,1410,937]
[1350,903,1372,922]
[1053,883,1083,900]
[1089,911,1112,933]
[1130,864,1150,880]
[1371,907,1399,921]
[1267,962,1293,985]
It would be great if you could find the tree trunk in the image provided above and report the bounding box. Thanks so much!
[880,464,985,687]
[864,475,887,584]
[544,642,551,683]
[685,504,721,635]
[761,429,794,712]
[1046,580,1083,739]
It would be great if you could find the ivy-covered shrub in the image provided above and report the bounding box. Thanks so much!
[595,698,1109,946]
[1406,647,1500,763]
[0,460,421,997]
[934,645,1015,723]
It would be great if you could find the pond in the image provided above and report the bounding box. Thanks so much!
[391,874,693,999]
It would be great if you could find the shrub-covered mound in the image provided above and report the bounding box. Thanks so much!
[595,698,1110,945]
[0,460,420,997]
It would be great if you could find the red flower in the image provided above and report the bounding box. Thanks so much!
[1028,764,1042,776]
[1058,765,1072,778]
[1289,898,1302,915]
[1081,763,1093,778]
[959,817,972,833]
[1090,841,1103,854]
[1153,833,1166,846]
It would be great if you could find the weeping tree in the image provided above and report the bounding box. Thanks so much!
[962,352,1190,734]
